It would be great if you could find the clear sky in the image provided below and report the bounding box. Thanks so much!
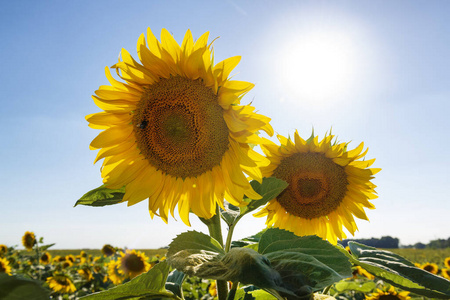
[1,1,449,250]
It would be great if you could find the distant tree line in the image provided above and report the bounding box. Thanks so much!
[339,236,400,248]
[403,237,450,249]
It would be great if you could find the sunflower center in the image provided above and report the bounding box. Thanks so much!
[123,254,145,273]
[273,152,348,219]
[133,76,229,178]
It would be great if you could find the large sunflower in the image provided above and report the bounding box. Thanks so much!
[46,274,77,294]
[0,257,12,275]
[87,28,272,225]
[366,286,410,300]
[22,231,36,251]
[118,249,151,279]
[254,131,380,244]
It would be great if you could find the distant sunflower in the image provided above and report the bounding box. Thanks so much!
[78,266,93,281]
[62,260,73,269]
[0,245,7,256]
[40,252,52,264]
[118,249,151,278]
[66,255,76,264]
[102,244,116,257]
[445,257,450,269]
[366,286,410,300]
[80,250,87,258]
[22,231,36,251]
[441,269,450,280]
[0,257,12,275]
[421,262,439,274]
[87,28,272,225]
[107,260,127,285]
[46,274,76,294]
[255,131,380,244]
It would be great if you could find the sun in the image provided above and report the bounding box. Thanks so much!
[276,30,356,104]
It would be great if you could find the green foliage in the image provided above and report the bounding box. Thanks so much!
[347,242,450,299]
[241,177,288,215]
[0,274,50,300]
[165,270,186,299]
[259,229,352,293]
[74,185,125,207]
[80,261,177,299]
[334,280,376,293]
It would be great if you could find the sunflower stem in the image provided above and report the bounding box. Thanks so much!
[226,282,239,300]
[204,205,228,300]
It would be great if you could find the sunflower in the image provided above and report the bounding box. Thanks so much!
[86,28,272,225]
[66,254,76,263]
[107,260,127,285]
[0,257,12,275]
[441,269,450,280]
[254,131,380,244]
[366,286,410,300]
[0,245,7,256]
[46,274,76,294]
[353,265,375,280]
[421,262,439,274]
[102,244,116,257]
[118,249,151,278]
[78,266,93,281]
[40,252,52,264]
[444,257,450,269]
[22,231,36,251]
[62,260,73,269]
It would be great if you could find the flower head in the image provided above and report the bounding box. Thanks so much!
[118,249,151,278]
[87,28,272,225]
[40,252,52,264]
[0,257,12,275]
[46,274,76,294]
[421,262,439,274]
[365,286,410,300]
[101,244,116,257]
[22,231,36,251]
[255,131,380,244]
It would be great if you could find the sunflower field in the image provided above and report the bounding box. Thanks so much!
[2,27,450,300]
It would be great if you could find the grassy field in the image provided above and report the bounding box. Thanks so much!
[26,248,450,268]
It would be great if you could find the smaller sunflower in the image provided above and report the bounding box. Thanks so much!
[0,257,12,275]
[444,257,450,269]
[107,260,127,285]
[0,244,7,256]
[353,265,375,280]
[441,269,450,280]
[208,281,217,297]
[22,231,36,251]
[40,252,52,264]
[118,249,151,278]
[421,262,439,274]
[46,274,76,294]
[366,286,410,300]
[102,244,116,257]
[80,250,87,258]
[66,254,76,264]
[78,266,93,281]
[62,260,73,269]
[255,131,380,244]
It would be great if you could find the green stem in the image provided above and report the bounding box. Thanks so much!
[224,215,242,253]
[203,205,228,300]
[323,284,332,295]
[34,241,41,280]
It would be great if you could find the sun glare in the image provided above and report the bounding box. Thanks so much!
[276,31,357,106]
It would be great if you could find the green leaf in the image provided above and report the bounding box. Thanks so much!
[221,203,241,226]
[259,229,352,291]
[240,177,288,215]
[74,185,125,207]
[348,242,450,299]
[38,243,55,252]
[0,274,50,300]
[334,280,376,293]
[80,261,176,299]
[167,231,225,257]
[165,270,185,299]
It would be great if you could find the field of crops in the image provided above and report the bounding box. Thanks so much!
[2,232,450,300]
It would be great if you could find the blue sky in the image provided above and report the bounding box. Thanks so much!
[1,1,449,249]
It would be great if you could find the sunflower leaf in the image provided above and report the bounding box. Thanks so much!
[241,177,288,215]
[80,261,176,299]
[334,280,377,293]
[259,229,352,291]
[38,243,55,252]
[74,185,125,207]
[0,274,50,300]
[347,242,450,299]
[165,270,186,299]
